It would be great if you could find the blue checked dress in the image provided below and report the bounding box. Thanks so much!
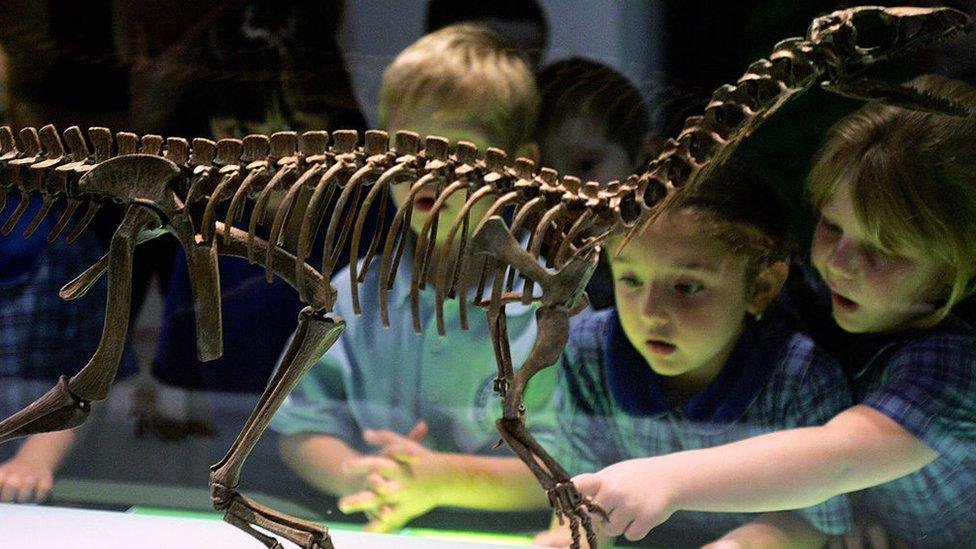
[554,304,854,539]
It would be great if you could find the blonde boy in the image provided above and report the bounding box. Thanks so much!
[271,23,553,531]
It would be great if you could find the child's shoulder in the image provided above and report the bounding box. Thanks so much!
[562,308,616,380]
[854,316,976,459]
[882,316,976,377]
[747,307,852,421]
[567,307,614,354]
[759,303,847,390]
[774,328,844,380]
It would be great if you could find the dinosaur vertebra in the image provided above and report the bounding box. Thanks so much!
[0,6,970,549]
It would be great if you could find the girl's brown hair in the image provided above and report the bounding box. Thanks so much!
[808,74,976,322]
[676,161,793,282]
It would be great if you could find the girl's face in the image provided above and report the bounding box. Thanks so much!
[810,180,946,333]
[611,210,771,395]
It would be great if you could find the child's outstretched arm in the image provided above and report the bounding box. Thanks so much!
[576,404,935,541]
[0,429,77,502]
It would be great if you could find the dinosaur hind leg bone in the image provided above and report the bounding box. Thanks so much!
[209,307,345,549]
[473,215,606,547]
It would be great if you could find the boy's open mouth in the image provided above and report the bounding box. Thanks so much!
[645,339,677,355]
[413,195,436,212]
[831,292,860,311]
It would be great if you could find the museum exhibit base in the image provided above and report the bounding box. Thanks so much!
[0,503,544,548]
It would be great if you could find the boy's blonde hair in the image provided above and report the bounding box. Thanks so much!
[808,74,976,321]
[377,23,539,152]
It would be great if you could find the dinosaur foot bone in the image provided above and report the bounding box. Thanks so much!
[212,480,334,549]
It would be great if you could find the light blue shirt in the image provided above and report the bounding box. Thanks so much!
[271,245,558,455]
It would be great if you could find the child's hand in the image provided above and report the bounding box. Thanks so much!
[574,458,677,541]
[0,458,55,503]
[338,422,445,532]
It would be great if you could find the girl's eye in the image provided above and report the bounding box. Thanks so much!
[618,275,643,289]
[818,218,841,235]
[861,245,894,269]
[675,282,703,295]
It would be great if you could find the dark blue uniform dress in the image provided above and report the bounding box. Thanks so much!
[1,196,137,459]
[845,319,976,548]
[790,266,976,547]
[554,303,854,543]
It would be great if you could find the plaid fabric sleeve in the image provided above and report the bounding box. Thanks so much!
[269,339,359,444]
[554,311,622,477]
[1,231,137,380]
[860,335,976,457]
[778,334,854,535]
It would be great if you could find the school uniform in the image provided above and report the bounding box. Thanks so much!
[843,318,976,548]
[270,247,559,455]
[1,195,138,383]
[1,196,137,459]
[555,304,853,539]
[790,266,976,547]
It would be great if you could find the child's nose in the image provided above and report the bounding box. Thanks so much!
[640,288,669,323]
[827,237,858,278]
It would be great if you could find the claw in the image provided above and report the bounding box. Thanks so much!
[215,482,334,549]
[548,481,607,549]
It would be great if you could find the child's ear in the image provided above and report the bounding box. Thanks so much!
[747,260,789,316]
[515,141,540,163]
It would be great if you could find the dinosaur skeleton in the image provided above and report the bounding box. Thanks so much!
[0,6,970,549]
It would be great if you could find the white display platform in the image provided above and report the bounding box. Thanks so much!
[0,504,541,548]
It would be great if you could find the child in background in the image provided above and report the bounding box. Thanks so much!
[270,23,556,532]
[575,74,976,548]
[536,57,651,186]
[151,0,367,395]
[535,163,852,548]
[0,43,137,502]
[423,0,549,69]
[535,57,652,309]
[0,196,138,502]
